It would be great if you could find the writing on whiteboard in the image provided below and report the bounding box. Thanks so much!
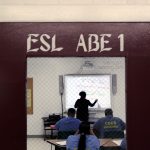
[64,75,111,110]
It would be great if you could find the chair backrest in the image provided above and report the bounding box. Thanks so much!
[57,131,76,139]
[103,130,124,139]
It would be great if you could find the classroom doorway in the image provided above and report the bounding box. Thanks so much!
[27,57,126,150]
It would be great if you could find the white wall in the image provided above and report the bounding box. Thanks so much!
[1,0,150,5]
[27,57,125,135]
[1,1,150,21]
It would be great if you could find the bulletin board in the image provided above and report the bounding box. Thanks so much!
[27,78,33,114]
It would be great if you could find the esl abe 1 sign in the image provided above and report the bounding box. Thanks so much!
[27,33,124,53]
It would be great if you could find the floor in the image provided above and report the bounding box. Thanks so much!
[27,138,55,150]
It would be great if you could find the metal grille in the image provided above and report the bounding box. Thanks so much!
[27,57,126,149]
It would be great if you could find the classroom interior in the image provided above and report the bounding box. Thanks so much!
[27,57,126,150]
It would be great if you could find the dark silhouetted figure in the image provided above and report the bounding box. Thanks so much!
[74,91,98,122]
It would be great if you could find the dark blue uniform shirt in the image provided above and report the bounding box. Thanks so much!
[55,117,80,131]
[93,115,126,138]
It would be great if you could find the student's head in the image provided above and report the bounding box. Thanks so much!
[67,108,76,117]
[79,91,86,99]
[105,108,113,116]
[78,122,90,150]
[79,121,90,134]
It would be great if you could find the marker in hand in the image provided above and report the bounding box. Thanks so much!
[95,99,98,103]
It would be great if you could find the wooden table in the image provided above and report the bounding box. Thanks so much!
[44,126,57,140]
[47,138,122,150]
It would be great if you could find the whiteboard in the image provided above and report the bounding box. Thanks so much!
[64,75,111,111]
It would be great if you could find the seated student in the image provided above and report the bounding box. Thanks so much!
[120,138,127,150]
[66,122,100,150]
[93,108,126,138]
[55,108,80,132]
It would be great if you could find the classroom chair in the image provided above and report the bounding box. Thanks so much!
[104,131,124,139]
[57,131,76,139]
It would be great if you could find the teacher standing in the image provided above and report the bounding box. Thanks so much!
[74,91,98,122]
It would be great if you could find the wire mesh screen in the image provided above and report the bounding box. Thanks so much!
[27,57,126,150]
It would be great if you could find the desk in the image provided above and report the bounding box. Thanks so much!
[47,139,66,150]
[47,138,122,150]
[42,117,58,140]
[44,126,57,140]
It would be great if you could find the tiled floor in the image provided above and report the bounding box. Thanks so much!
[27,138,54,150]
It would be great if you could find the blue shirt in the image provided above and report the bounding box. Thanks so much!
[66,135,100,150]
[93,115,126,138]
[55,117,80,131]
[120,138,127,150]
